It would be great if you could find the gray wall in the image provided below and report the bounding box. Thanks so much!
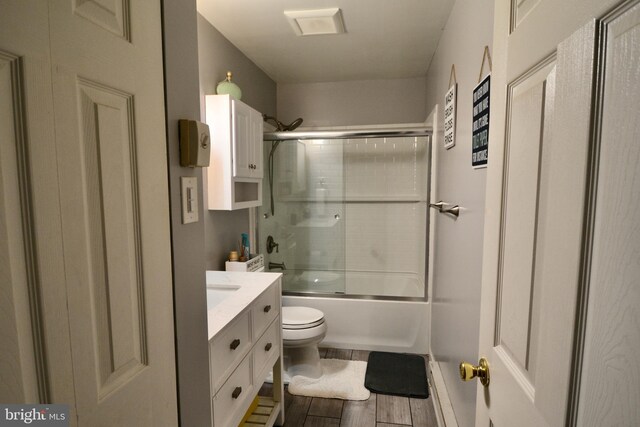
[198,14,277,117]
[424,0,493,425]
[197,14,277,270]
[161,1,211,425]
[277,77,427,127]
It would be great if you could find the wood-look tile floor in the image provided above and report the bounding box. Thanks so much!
[260,348,438,427]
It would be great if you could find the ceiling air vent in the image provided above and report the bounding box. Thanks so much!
[284,8,346,36]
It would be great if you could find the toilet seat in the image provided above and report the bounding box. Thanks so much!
[282,306,327,344]
[282,306,324,326]
[283,318,325,330]
[282,322,327,343]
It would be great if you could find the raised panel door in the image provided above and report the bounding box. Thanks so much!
[49,0,178,425]
[477,7,604,427]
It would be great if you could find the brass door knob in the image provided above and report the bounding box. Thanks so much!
[459,357,490,387]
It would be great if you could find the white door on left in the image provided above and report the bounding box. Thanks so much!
[0,2,178,426]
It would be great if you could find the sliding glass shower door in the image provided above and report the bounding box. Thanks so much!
[259,134,430,299]
[260,138,347,294]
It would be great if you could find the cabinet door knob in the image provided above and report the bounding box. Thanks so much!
[232,386,242,399]
[263,305,271,313]
[230,338,241,350]
[265,342,273,352]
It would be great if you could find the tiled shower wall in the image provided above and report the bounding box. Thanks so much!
[343,137,428,279]
[260,136,429,297]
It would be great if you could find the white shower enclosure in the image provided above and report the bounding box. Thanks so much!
[259,131,431,301]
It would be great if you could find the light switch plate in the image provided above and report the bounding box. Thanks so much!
[181,177,198,224]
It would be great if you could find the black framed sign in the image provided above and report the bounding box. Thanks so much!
[472,74,490,168]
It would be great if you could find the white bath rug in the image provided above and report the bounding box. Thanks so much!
[288,359,370,401]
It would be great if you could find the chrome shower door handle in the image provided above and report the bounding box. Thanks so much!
[443,205,460,217]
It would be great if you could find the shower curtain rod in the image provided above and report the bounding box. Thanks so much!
[263,127,432,141]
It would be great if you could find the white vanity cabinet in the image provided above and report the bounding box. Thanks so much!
[207,272,284,427]
[204,94,264,210]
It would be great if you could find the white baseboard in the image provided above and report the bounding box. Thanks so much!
[428,360,459,427]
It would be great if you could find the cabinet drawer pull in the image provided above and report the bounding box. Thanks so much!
[230,339,241,350]
[232,386,242,399]
[265,342,273,352]
[263,305,271,313]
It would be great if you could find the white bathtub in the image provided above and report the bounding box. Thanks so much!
[282,295,430,354]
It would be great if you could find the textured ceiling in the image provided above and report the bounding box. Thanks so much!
[197,0,454,84]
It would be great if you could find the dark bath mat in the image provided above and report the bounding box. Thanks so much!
[364,351,429,398]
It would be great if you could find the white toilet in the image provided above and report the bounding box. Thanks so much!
[282,306,327,381]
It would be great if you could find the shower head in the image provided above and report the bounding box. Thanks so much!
[263,114,303,131]
[286,117,303,131]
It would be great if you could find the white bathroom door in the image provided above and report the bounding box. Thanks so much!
[49,1,178,425]
[473,0,628,426]
[0,1,178,425]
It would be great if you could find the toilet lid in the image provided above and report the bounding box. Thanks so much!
[282,306,324,328]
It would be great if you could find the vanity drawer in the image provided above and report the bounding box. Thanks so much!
[210,310,251,393]
[213,354,254,427]
[252,282,279,339]
[253,317,280,384]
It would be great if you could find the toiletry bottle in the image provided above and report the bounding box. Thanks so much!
[241,233,250,260]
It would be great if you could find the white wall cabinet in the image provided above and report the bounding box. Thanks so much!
[232,99,264,179]
[205,94,263,210]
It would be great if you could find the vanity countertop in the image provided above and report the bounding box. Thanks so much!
[206,270,282,340]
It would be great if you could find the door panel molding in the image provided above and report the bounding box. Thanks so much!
[494,53,556,351]
[76,78,148,400]
[0,50,49,403]
[73,0,131,41]
[511,0,542,33]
